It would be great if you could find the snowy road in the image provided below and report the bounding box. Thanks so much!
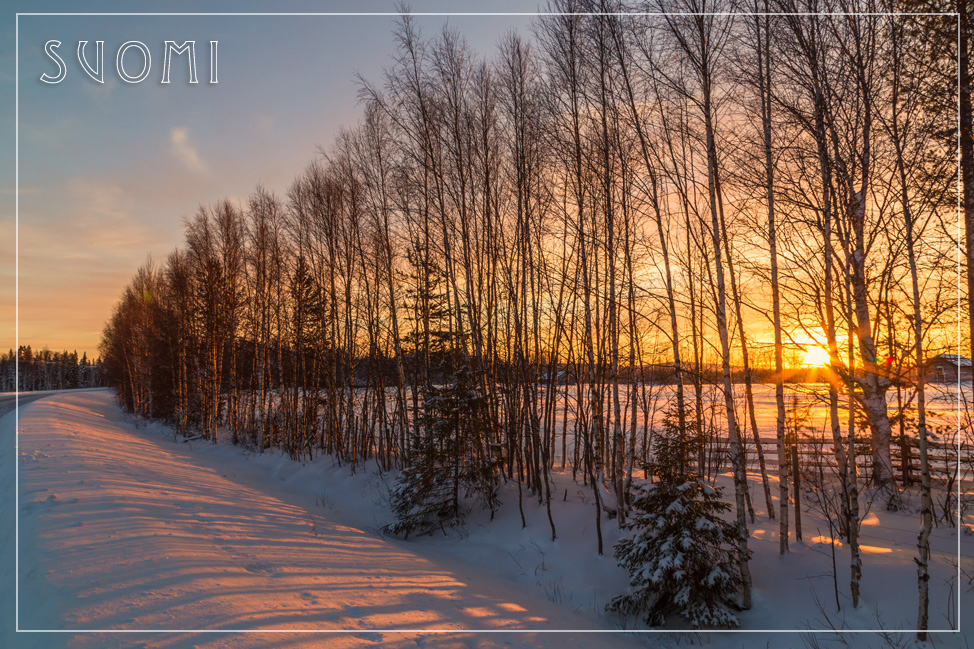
[9,391,647,649]
[0,392,55,418]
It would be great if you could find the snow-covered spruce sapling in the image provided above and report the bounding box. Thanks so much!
[608,402,746,628]
[382,365,499,539]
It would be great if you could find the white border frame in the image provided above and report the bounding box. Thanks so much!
[12,8,964,637]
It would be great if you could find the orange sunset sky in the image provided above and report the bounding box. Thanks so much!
[2,2,532,359]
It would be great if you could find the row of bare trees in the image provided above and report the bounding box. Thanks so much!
[101,1,961,631]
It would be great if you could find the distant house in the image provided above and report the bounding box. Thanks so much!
[923,354,973,383]
[538,368,583,385]
[540,370,573,385]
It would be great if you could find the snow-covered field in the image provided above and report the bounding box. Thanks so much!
[3,390,972,648]
[528,381,973,473]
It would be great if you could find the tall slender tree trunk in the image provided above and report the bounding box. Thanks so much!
[960,0,974,355]
[887,25,934,631]
[609,16,688,461]
[699,54,752,609]
[755,5,789,551]
[714,174,774,520]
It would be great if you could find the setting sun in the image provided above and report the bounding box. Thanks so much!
[802,346,831,367]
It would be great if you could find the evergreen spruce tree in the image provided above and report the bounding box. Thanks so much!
[384,365,498,538]
[79,353,90,388]
[608,402,745,628]
[384,252,498,539]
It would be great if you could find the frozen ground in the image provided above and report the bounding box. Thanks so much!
[2,390,972,648]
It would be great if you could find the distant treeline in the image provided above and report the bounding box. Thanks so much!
[1,346,106,392]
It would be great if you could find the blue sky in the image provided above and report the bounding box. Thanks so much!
[1,1,537,357]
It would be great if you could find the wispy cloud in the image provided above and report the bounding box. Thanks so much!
[56,177,150,254]
[67,178,128,222]
[169,126,209,174]
[83,75,117,101]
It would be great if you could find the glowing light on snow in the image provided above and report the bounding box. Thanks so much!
[808,536,893,555]
[16,392,585,637]
[860,545,893,554]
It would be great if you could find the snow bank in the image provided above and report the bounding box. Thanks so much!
[10,391,648,648]
[5,390,972,648]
